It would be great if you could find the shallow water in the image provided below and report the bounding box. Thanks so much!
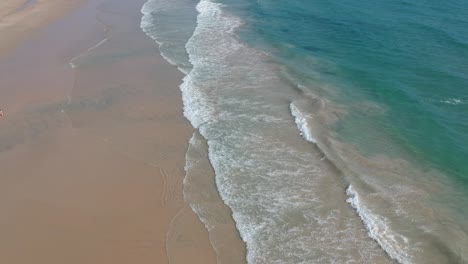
[141,0,468,263]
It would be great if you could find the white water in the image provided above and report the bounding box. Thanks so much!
[290,102,317,144]
[177,0,393,263]
[346,185,411,264]
[140,0,197,73]
[138,0,448,262]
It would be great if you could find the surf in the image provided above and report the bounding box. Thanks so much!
[140,0,468,262]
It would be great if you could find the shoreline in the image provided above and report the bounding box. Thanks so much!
[0,0,218,263]
[139,1,248,262]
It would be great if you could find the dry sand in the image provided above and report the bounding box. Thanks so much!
[0,0,87,56]
[0,0,28,18]
[0,0,221,263]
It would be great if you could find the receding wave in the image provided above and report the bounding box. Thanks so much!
[184,131,247,264]
[140,0,197,73]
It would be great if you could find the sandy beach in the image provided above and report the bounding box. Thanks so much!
[0,0,220,263]
[0,0,87,56]
[4,0,465,263]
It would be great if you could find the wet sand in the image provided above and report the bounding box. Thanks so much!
[0,0,218,263]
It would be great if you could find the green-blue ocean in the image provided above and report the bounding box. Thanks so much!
[141,0,468,263]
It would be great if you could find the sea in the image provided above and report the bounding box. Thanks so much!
[140,0,468,263]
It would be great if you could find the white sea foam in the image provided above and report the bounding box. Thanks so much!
[143,0,397,262]
[186,1,392,264]
[176,0,394,262]
[290,102,317,143]
[346,185,411,264]
[140,0,197,74]
[290,99,416,263]
[181,0,243,128]
[441,98,464,105]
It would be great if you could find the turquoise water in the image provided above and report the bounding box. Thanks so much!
[234,0,468,184]
[142,0,468,263]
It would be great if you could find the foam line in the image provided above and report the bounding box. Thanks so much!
[346,185,411,264]
[290,102,317,143]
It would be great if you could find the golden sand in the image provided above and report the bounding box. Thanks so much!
[0,0,84,55]
[0,0,221,262]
